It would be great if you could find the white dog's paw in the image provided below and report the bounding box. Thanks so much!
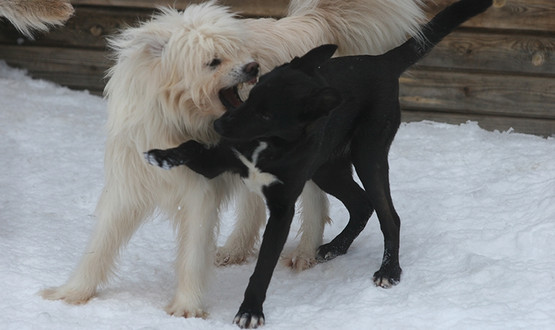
[282,252,317,272]
[40,286,95,305]
[165,301,208,319]
[215,246,251,266]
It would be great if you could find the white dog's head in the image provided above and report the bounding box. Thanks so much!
[106,2,258,143]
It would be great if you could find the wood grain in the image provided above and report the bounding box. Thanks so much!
[400,69,555,119]
[70,0,289,16]
[417,30,555,76]
[424,0,555,32]
[0,46,109,91]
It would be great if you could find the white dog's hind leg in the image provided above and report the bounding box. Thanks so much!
[41,188,148,304]
[284,181,330,271]
[167,195,219,318]
[216,186,266,266]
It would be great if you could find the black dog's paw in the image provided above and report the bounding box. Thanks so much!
[316,241,348,262]
[144,150,177,170]
[372,264,402,288]
[233,310,265,329]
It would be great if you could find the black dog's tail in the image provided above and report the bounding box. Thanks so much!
[391,0,492,75]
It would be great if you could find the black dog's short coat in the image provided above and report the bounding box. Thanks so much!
[146,0,493,327]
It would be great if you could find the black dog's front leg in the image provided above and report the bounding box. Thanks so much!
[145,140,247,179]
[233,184,300,329]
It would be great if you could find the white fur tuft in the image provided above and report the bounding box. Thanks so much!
[0,0,73,38]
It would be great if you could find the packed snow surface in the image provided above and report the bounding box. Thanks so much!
[1,62,554,329]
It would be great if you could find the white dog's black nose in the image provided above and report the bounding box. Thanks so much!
[244,62,259,76]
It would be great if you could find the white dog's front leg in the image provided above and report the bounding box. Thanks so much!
[167,196,218,318]
[41,188,148,304]
[216,185,266,266]
[284,180,330,271]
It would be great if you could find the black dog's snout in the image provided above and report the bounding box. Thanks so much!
[244,62,259,76]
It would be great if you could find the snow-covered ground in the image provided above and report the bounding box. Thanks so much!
[1,61,554,329]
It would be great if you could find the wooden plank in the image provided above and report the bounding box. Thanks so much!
[2,3,554,56]
[0,46,109,91]
[70,0,555,32]
[21,71,106,93]
[417,30,555,76]
[2,0,553,40]
[399,69,555,119]
[0,6,152,49]
[424,0,555,32]
[70,0,289,16]
[1,45,553,124]
[0,2,287,48]
[401,110,555,137]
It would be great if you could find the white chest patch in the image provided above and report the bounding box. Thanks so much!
[234,142,281,196]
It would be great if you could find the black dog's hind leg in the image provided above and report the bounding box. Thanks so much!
[351,113,402,288]
[312,160,373,262]
[145,140,247,179]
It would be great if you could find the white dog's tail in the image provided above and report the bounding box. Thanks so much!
[0,0,74,38]
[288,0,426,55]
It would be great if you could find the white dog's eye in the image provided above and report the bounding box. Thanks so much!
[208,58,221,68]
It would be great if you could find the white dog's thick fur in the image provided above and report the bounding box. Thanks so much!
[0,0,73,38]
[41,0,425,318]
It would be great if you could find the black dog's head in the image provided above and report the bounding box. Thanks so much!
[215,45,342,142]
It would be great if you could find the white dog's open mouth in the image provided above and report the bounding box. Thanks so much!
[219,77,258,111]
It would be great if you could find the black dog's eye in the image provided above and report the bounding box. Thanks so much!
[257,112,271,121]
[208,58,221,68]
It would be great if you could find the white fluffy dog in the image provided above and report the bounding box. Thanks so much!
[41,0,425,319]
[0,0,73,37]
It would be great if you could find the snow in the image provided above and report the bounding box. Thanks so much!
[1,60,554,329]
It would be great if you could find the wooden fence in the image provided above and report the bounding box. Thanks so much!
[0,0,553,136]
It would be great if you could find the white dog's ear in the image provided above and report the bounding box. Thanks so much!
[140,31,170,57]
[113,28,170,59]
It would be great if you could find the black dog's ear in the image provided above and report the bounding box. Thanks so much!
[291,44,338,75]
[301,87,342,122]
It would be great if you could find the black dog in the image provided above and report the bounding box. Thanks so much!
[146,0,492,327]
